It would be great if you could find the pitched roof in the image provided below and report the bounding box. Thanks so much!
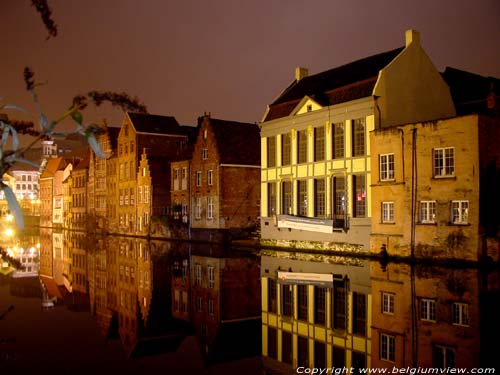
[73,152,90,171]
[441,67,500,116]
[40,157,68,178]
[263,47,404,122]
[127,112,190,136]
[107,126,121,150]
[209,118,260,165]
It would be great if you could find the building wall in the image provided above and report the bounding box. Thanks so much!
[260,97,374,249]
[170,160,190,223]
[370,115,481,260]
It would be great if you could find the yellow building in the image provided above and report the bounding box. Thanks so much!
[260,29,455,251]
[261,254,372,373]
[370,114,500,261]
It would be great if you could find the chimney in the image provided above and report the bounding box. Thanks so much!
[405,29,420,47]
[295,66,308,81]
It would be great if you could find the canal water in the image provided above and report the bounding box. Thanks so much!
[0,229,498,374]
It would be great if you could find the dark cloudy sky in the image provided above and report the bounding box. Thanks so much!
[1,0,499,131]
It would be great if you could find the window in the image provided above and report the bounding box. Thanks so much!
[208,266,215,288]
[333,280,346,331]
[353,292,366,336]
[434,147,455,177]
[298,336,309,368]
[314,286,326,325]
[298,285,308,321]
[267,327,277,359]
[452,302,469,326]
[314,178,326,218]
[420,201,436,223]
[267,136,276,168]
[173,168,179,190]
[281,284,293,317]
[333,176,346,227]
[297,129,308,163]
[208,298,214,315]
[382,202,394,223]
[434,345,455,368]
[332,346,345,368]
[195,264,202,286]
[130,141,134,153]
[138,186,142,204]
[130,188,134,205]
[353,175,366,218]
[380,333,396,362]
[332,122,345,159]
[451,200,468,224]
[207,197,214,219]
[420,298,436,321]
[282,331,292,364]
[380,154,395,181]
[315,341,326,368]
[281,133,291,166]
[382,292,395,314]
[267,182,277,216]
[196,296,203,312]
[202,148,208,160]
[352,352,366,375]
[195,197,201,219]
[314,126,325,162]
[207,170,213,185]
[181,167,187,189]
[268,278,277,313]
[352,118,366,157]
[297,180,308,216]
[144,186,149,203]
[196,171,202,187]
[281,181,292,215]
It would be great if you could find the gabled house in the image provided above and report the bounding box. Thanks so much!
[40,157,68,227]
[116,112,194,234]
[71,154,90,231]
[190,115,260,238]
[259,29,456,251]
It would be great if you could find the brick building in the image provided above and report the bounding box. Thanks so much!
[190,115,260,239]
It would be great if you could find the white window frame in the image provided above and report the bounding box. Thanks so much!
[380,333,395,362]
[379,154,395,181]
[196,171,202,187]
[451,200,469,224]
[452,302,469,326]
[195,197,201,219]
[382,202,394,223]
[382,292,394,315]
[202,148,208,160]
[420,298,436,322]
[207,197,214,220]
[195,264,202,286]
[420,201,436,223]
[208,266,214,288]
[434,147,455,177]
[208,170,213,186]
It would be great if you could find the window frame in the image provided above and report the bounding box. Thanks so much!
[420,298,436,322]
[451,200,469,224]
[380,333,396,362]
[382,201,395,223]
[420,200,436,223]
[382,292,395,315]
[452,302,469,326]
[433,147,455,178]
[379,153,395,181]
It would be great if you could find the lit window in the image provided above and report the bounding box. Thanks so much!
[382,292,394,314]
[379,154,395,181]
[420,201,436,223]
[452,302,469,326]
[382,202,394,223]
[420,299,436,322]
[451,200,468,224]
[434,147,455,177]
[380,333,395,362]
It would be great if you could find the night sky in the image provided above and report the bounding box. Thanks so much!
[1,0,499,132]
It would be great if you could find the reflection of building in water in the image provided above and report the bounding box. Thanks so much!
[71,233,88,294]
[261,253,371,374]
[371,262,500,369]
[174,246,261,365]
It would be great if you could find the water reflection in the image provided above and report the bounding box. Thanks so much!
[1,229,499,373]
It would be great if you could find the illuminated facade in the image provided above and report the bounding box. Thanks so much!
[259,29,456,251]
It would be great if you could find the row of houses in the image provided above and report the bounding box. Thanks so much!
[6,28,500,261]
